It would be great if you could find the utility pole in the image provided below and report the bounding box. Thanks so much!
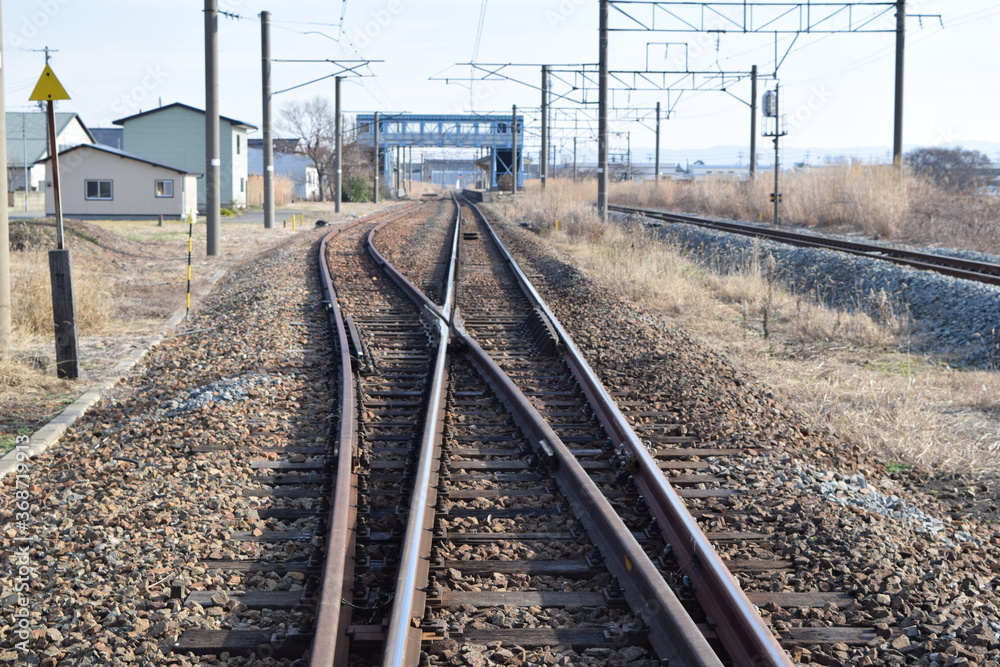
[31,61,78,377]
[573,137,578,184]
[511,105,518,194]
[893,0,905,166]
[205,0,221,255]
[334,76,343,213]
[598,0,609,219]
[541,65,549,189]
[261,11,274,229]
[749,64,758,180]
[373,111,380,203]
[654,101,661,184]
[773,83,780,224]
[0,6,9,355]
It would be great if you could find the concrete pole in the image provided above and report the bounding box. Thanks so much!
[750,65,758,181]
[541,65,549,189]
[773,83,781,225]
[261,11,274,229]
[893,0,905,166]
[511,105,518,194]
[573,137,578,184]
[654,102,661,184]
[0,7,10,354]
[205,0,221,255]
[373,111,380,203]
[335,76,343,213]
[598,0,609,219]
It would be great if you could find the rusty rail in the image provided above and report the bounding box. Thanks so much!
[310,202,423,666]
[466,197,793,667]
[610,203,1000,286]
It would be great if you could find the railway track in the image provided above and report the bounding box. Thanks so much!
[171,196,886,664]
[609,203,1000,286]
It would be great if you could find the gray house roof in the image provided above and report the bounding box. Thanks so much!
[41,143,200,175]
[90,127,124,150]
[112,102,257,130]
[5,111,95,167]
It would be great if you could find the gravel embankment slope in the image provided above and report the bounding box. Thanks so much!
[1,228,333,665]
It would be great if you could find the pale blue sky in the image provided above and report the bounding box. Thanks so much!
[4,0,999,163]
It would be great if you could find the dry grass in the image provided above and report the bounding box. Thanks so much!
[609,164,1000,254]
[12,249,117,337]
[496,179,1000,475]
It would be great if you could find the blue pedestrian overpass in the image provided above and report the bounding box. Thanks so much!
[355,114,524,190]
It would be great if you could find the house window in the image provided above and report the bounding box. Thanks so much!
[85,179,113,200]
[155,179,174,198]
[240,177,245,193]
[236,135,241,154]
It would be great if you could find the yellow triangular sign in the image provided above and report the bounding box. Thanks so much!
[29,64,70,101]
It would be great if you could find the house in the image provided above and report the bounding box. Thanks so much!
[112,102,256,210]
[90,127,124,150]
[6,111,94,194]
[42,143,198,220]
[247,137,319,201]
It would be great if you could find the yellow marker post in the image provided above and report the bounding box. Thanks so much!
[30,64,78,378]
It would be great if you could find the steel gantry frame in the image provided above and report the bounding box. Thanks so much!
[595,0,942,217]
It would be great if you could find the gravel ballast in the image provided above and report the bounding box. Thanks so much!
[626,215,1000,368]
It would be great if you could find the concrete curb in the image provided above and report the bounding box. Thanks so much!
[0,265,228,481]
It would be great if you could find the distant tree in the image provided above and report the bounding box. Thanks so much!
[278,97,336,201]
[906,146,993,192]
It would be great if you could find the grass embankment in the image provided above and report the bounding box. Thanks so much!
[492,177,1000,475]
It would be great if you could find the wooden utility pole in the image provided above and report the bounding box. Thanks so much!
[31,63,78,378]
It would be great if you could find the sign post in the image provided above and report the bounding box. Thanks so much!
[30,64,79,379]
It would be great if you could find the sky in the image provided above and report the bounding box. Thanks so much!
[4,0,1000,166]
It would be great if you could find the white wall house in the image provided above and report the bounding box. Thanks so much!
[43,144,198,220]
[6,111,94,194]
[247,138,319,200]
[113,102,255,210]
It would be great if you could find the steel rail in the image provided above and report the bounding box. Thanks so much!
[376,198,461,667]
[369,197,721,664]
[465,197,793,667]
[451,316,722,666]
[609,203,1000,286]
[310,202,423,667]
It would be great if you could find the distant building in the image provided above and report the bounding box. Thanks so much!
[247,138,319,201]
[90,127,124,150]
[5,111,94,194]
[41,143,198,220]
[113,102,256,210]
[686,160,748,181]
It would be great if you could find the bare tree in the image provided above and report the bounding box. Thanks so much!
[906,147,993,193]
[278,97,336,201]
